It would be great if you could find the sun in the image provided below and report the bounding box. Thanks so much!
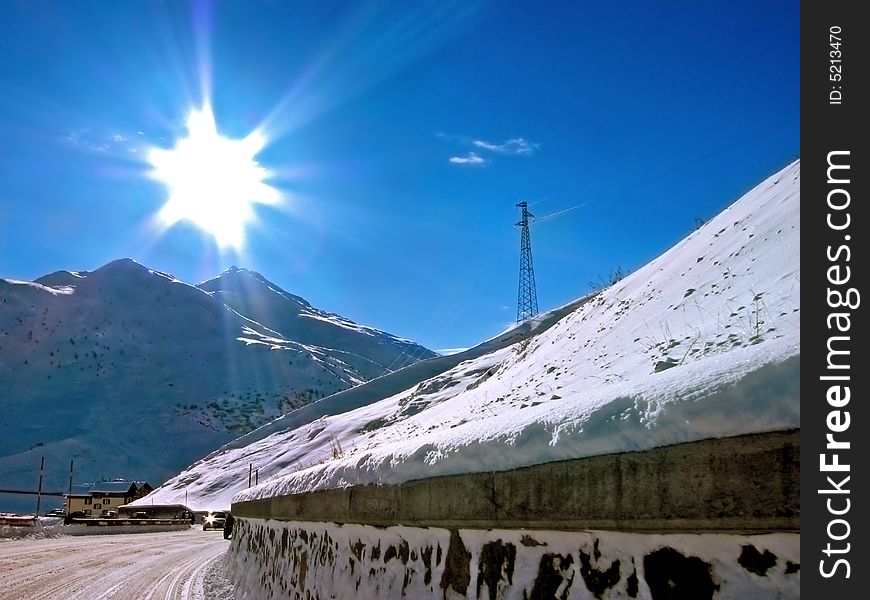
[147,104,280,248]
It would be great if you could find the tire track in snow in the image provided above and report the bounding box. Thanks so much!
[0,529,229,599]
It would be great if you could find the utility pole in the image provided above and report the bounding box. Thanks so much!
[515,202,539,322]
[36,456,44,515]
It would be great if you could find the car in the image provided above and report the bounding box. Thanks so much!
[64,510,86,524]
[202,510,228,531]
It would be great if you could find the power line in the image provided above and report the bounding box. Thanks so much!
[533,202,587,225]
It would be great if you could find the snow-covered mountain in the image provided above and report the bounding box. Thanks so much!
[143,160,800,511]
[197,266,431,376]
[0,260,434,508]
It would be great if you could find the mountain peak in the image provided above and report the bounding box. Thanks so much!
[201,265,279,293]
[216,265,267,281]
[0,254,435,511]
[98,257,146,271]
[90,258,151,279]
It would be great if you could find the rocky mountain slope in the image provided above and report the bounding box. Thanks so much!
[0,260,433,506]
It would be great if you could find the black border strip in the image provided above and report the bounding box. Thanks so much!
[802,1,868,595]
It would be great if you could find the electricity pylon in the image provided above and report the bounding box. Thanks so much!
[516,201,539,322]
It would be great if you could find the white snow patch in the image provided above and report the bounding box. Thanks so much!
[1,280,76,295]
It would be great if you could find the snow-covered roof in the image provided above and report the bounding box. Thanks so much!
[67,481,149,496]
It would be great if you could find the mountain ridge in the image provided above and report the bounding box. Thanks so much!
[0,258,433,511]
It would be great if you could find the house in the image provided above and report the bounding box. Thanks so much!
[65,480,152,517]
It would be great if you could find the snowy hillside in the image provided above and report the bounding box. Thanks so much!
[140,295,593,509]
[198,266,436,377]
[143,161,800,511]
[0,259,433,507]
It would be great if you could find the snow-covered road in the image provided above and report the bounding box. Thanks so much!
[0,529,232,599]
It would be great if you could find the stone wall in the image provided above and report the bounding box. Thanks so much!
[229,519,799,599]
[228,430,800,598]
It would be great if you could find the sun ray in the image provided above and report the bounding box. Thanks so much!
[147,104,281,248]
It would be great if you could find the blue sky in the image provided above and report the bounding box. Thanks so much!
[0,1,799,351]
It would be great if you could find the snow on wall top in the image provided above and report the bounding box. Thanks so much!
[142,161,800,510]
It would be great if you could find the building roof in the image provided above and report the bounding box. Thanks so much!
[66,480,152,496]
[89,481,138,494]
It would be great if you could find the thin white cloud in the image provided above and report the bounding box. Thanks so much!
[439,133,538,166]
[449,152,488,166]
[472,137,539,155]
[63,129,137,153]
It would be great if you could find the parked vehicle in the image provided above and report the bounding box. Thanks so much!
[202,510,228,531]
[64,511,87,524]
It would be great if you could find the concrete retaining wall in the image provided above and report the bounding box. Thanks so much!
[228,519,800,599]
[229,431,799,598]
[232,430,799,533]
